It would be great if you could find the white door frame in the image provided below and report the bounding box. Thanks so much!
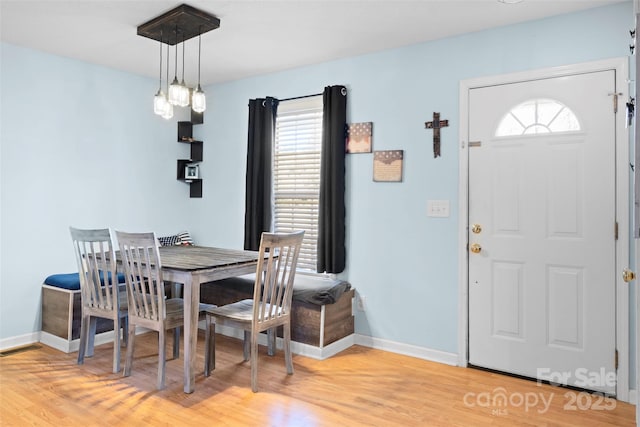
[457,57,631,401]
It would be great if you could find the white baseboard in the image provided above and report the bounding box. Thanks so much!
[213,324,355,360]
[8,329,457,368]
[293,335,355,360]
[39,327,153,354]
[0,332,40,352]
[204,325,460,364]
[39,330,120,353]
[628,389,637,405]
[35,320,354,360]
[354,334,459,366]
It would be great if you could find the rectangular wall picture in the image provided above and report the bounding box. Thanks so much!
[373,150,404,182]
[346,122,373,153]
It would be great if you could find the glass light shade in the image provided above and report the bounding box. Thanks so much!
[192,85,206,113]
[177,83,190,107]
[161,102,174,120]
[168,77,181,106]
[153,91,168,115]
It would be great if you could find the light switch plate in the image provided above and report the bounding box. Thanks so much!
[427,200,450,217]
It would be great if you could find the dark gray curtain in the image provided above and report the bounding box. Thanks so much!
[244,97,278,251]
[317,85,347,273]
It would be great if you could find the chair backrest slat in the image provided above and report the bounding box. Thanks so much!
[70,227,119,312]
[252,231,304,325]
[116,231,165,323]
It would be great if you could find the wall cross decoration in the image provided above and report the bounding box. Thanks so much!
[425,112,449,158]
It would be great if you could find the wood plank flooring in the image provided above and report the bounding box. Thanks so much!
[0,332,635,426]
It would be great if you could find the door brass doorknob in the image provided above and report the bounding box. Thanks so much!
[470,243,482,254]
[471,224,482,234]
[622,269,636,283]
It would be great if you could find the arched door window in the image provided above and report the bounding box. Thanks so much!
[496,98,580,137]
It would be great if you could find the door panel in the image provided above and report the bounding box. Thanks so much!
[468,71,616,394]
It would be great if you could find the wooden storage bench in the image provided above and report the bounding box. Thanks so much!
[200,275,354,350]
[40,273,121,353]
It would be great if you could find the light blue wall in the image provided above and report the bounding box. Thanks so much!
[191,1,634,356]
[0,43,195,340]
[0,2,634,382]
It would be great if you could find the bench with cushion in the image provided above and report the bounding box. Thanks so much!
[41,231,354,356]
[200,274,354,349]
[40,272,125,353]
[40,230,190,353]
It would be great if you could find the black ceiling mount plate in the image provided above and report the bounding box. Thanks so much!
[137,4,220,45]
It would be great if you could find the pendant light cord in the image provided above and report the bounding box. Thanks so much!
[174,25,178,79]
[181,33,185,82]
[197,26,202,85]
[158,31,163,90]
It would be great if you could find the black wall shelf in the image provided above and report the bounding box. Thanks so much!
[177,115,203,198]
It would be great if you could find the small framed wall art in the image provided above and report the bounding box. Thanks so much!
[373,150,403,182]
[185,164,200,180]
[346,122,372,153]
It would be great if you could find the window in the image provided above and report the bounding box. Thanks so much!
[496,98,581,137]
[273,96,323,273]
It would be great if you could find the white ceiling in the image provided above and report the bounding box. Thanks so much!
[0,0,625,86]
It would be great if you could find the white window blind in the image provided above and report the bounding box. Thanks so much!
[274,95,323,273]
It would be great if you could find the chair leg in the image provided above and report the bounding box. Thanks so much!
[86,317,97,357]
[283,321,294,375]
[250,329,259,393]
[211,326,216,371]
[204,315,215,376]
[158,329,166,390]
[123,322,136,378]
[172,326,180,360]
[243,330,250,361]
[121,316,129,347]
[77,314,89,365]
[204,316,210,376]
[112,317,122,374]
[267,329,276,356]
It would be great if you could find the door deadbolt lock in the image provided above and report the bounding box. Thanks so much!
[470,243,482,254]
[471,224,482,234]
[622,269,636,283]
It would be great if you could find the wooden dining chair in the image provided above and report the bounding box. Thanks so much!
[69,227,128,374]
[115,230,213,390]
[204,230,304,392]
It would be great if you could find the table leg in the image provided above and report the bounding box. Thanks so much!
[183,274,200,393]
[170,282,180,358]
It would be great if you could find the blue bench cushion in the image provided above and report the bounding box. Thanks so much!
[44,272,126,291]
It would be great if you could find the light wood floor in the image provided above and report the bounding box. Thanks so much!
[0,332,635,426]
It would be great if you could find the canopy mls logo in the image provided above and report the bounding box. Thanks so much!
[463,387,554,415]
[462,370,619,416]
[536,367,616,388]
[462,386,617,415]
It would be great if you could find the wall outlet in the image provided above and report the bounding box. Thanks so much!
[356,294,366,311]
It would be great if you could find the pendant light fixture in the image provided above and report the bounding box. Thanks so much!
[137,4,220,119]
[153,33,168,116]
[191,28,206,113]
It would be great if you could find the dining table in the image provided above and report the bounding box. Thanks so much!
[157,245,265,393]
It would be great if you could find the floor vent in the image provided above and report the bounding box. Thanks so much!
[0,344,42,357]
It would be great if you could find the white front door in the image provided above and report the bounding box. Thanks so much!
[468,70,617,394]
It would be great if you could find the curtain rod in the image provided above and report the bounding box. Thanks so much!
[279,92,322,102]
